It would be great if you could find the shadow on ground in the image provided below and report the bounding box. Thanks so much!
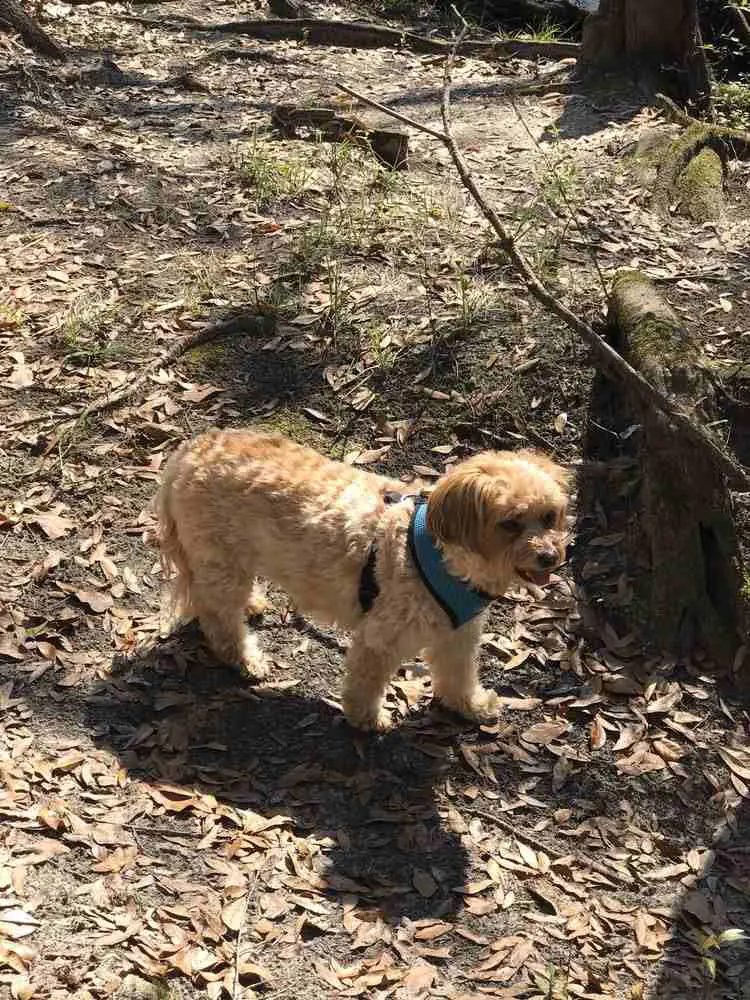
[651,795,750,999]
[82,620,471,923]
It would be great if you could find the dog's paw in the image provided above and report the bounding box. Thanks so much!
[237,634,270,681]
[246,582,269,617]
[343,701,393,733]
[438,686,500,724]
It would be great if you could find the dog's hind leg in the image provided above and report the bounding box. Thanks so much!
[190,565,270,680]
[424,616,499,723]
[341,636,400,732]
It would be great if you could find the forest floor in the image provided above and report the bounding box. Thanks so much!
[2,2,750,999]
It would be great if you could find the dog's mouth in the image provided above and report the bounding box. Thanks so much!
[517,568,552,586]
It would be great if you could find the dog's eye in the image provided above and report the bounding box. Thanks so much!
[541,511,557,529]
[500,518,523,534]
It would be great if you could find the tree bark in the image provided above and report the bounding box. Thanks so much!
[0,0,65,59]
[581,271,747,668]
[189,17,580,61]
[580,0,711,111]
[272,104,409,169]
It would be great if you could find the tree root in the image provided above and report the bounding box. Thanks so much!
[0,0,65,60]
[184,17,581,62]
[272,104,408,169]
[650,100,750,217]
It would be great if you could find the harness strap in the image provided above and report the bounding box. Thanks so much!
[358,491,420,614]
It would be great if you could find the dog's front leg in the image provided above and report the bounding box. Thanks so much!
[341,637,400,732]
[425,617,499,723]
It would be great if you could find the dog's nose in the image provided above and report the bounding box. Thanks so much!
[537,550,559,569]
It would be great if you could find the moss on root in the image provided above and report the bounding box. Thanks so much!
[649,122,744,215]
[610,270,696,376]
[675,147,724,221]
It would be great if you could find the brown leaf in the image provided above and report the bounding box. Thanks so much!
[221,896,247,931]
[413,870,438,898]
[32,513,73,540]
[236,960,272,983]
[718,746,750,781]
[182,384,224,403]
[590,715,606,750]
[414,921,453,941]
[612,724,646,752]
[517,843,538,870]
[350,446,391,466]
[30,549,63,582]
[616,748,666,776]
[144,784,198,813]
[314,959,344,990]
[74,589,113,613]
[645,688,682,714]
[521,720,568,745]
[400,963,437,997]
[92,845,137,873]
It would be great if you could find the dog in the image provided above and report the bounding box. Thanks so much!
[157,430,569,731]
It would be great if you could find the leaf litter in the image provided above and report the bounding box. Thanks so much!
[1,0,750,997]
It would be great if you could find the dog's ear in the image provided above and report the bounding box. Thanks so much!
[517,450,571,492]
[427,467,501,552]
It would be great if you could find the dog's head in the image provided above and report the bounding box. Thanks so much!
[426,450,570,595]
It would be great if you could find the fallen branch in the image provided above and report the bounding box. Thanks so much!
[272,104,408,169]
[186,17,580,62]
[334,67,750,491]
[12,311,275,448]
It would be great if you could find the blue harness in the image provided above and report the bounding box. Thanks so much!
[359,495,495,629]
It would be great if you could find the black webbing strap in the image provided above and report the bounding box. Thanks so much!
[358,491,420,613]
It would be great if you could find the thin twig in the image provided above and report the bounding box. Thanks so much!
[232,898,248,1000]
[12,312,275,453]
[335,70,750,491]
[337,83,445,142]
[465,806,639,887]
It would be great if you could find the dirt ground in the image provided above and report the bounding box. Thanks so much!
[2,2,750,999]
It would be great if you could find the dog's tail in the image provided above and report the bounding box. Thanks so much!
[157,444,195,628]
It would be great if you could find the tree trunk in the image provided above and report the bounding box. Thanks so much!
[0,0,65,59]
[580,0,711,111]
[577,271,747,670]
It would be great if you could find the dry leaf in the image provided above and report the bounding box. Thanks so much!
[400,963,437,997]
[521,720,568,745]
[413,870,438,898]
[517,842,538,869]
[221,896,247,932]
[590,715,606,750]
[32,513,73,540]
[75,589,113,613]
[10,976,34,1000]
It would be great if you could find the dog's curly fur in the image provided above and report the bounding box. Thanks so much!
[157,430,569,730]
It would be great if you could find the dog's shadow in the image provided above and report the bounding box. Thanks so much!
[85,624,471,923]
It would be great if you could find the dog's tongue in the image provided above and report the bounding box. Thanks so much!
[525,570,551,586]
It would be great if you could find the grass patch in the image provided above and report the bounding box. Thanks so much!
[232,135,310,208]
[714,81,750,131]
[55,298,130,365]
[511,16,564,42]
